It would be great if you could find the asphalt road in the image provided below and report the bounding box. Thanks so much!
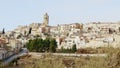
[2,48,28,66]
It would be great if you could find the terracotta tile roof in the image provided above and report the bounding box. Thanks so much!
[0,39,6,44]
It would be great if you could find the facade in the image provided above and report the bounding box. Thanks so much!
[0,38,6,48]
[1,13,120,50]
[43,13,49,26]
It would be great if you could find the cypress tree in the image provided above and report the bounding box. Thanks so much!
[2,28,5,34]
[72,44,77,53]
[28,27,32,34]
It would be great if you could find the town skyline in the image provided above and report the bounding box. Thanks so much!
[1,0,120,67]
[0,0,120,31]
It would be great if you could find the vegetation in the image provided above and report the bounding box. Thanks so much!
[119,27,120,32]
[26,38,57,53]
[72,44,77,53]
[2,47,120,68]
[57,44,77,53]
[2,28,5,34]
[49,39,57,52]
[28,27,32,35]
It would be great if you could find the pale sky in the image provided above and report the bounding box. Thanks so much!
[0,0,120,31]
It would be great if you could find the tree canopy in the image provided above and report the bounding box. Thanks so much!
[26,38,57,53]
[72,44,77,53]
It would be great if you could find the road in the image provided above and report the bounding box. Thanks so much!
[29,52,107,57]
[2,48,28,66]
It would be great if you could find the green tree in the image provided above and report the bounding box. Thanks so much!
[26,38,57,53]
[2,28,5,34]
[38,38,44,52]
[44,38,50,52]
[34,38,39,52]
[49,39,57,52]
[26,40,34,51]
[119,27,120,32]
[72,44,77,53]
[28,27,32,34]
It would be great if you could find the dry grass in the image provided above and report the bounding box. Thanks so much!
[5,55,107,68]
[2,47,120,68]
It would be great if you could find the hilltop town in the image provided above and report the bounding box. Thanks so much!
[1,0,120,67]
[1,13,120,47]
[0,13,120,62]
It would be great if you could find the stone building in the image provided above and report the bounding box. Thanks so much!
[43,13,49,26]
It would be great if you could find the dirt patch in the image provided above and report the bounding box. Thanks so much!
[62,59,75,68]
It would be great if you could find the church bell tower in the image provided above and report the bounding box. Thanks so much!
[43,13,49,26]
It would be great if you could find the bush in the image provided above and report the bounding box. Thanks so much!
[26,38,57,53]
[72,44,77,53]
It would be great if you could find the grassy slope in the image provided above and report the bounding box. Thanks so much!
[2,47,120,68]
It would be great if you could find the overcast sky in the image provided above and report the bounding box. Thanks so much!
[0,0,120,31]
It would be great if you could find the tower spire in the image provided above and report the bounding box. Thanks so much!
[43,13,49,26]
